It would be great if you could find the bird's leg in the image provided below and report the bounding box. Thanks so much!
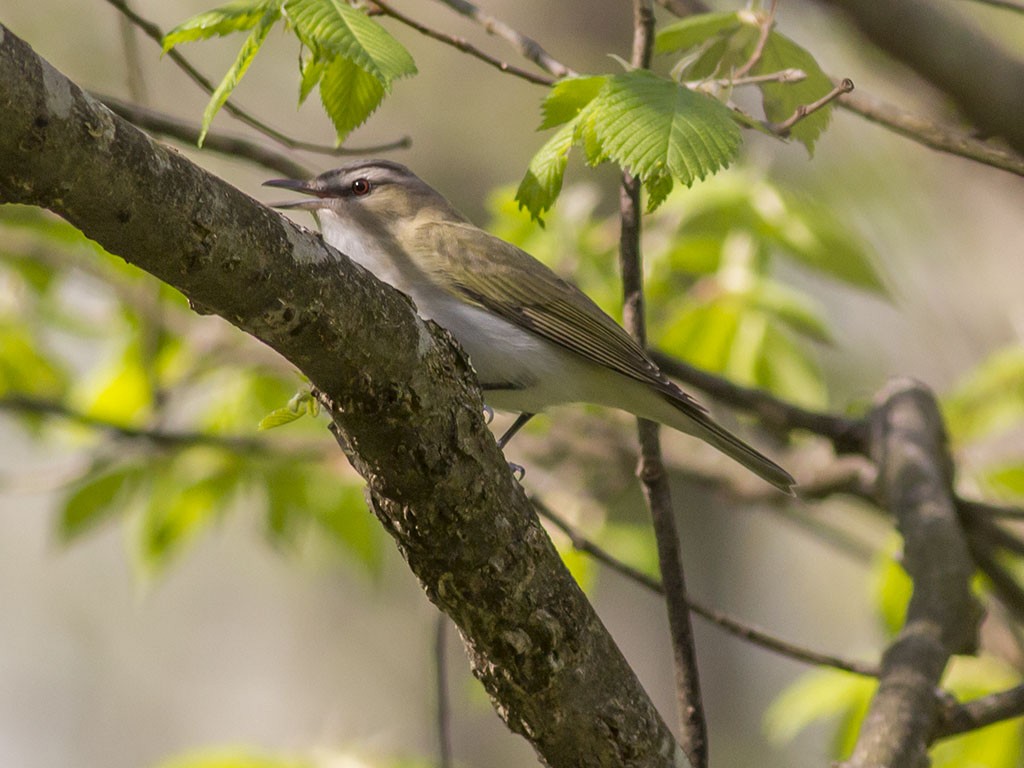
[497,412,535,450]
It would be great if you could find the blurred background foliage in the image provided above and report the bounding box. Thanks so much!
[1,1,1024,768]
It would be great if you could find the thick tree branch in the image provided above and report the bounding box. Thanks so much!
[842,380,984,768]
[819,0,1024,157]
[0,25,686,768]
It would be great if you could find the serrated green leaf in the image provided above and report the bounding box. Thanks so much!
[162,0,278,52]
[317,55,386,140]
[59,465,144,542]
[540,75,607,129]
[753,32,834,153]
[578,70,742,206]
[654,11,743,55]
[285,0,416,82]
[198,7,280,146]
[515,122,576,222]
[298,53,326,105]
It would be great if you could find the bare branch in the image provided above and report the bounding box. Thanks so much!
[434,614,454,768]
[0,395,320,457]
[769,78,855,136]
[839,89,1024,178]
[934,683,1024,739]
[371,0,556,86]
[96,94,313,179]
[430,0,576,79]
[842,379,983,768]
[733,0,777,79]
[533,498,880,677]
[649,350,868,453]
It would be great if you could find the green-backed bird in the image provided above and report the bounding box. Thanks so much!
[265,160,794,493]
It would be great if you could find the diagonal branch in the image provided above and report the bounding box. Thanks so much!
[0,25,683,768]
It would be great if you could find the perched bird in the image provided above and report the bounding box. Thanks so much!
[265,160,794,493]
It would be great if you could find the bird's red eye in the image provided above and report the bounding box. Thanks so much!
[351,178,371,196]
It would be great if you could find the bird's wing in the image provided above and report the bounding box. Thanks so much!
[412,221,707,414]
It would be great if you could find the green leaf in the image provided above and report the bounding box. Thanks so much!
[764,668,875,758]
[654,11,743,55]
[135,458,240,575]
[578,70,742,207]
[58,464,145,542]
[284,0,416,142]
[0,325,67,399]
[540,75,607,129]
[750,279,832,343]
[753,32,835,153]
[285,0,416,81]
[982,464,1024,500]
[515,123,576,222]
[317,55,387,139]
[156,747,314,768]
[944,346,1024,444]
[198,7,281,146]
[257,406,306,430]
[162,0,278,51]
[754,325,827,409]
[871,543,912,638]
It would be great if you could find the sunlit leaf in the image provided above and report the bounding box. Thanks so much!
[654,11,744,56]
[156,747,314,768]
[317,55,386,139]
[162,0,278,51]
[540,75,607,129]
[750,279,832,343]
[198,7,281,145]
[515,123,575,222]
[944,346,1024,444]
[871,542,912,638]
[764,668,875,759]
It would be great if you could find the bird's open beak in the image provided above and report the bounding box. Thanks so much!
[263,178,325,210]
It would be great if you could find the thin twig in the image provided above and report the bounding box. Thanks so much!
[839,88,1024,178]
[649,350,868,453]
[769,78,855,136]
[430,0,576,79]
[959,496,1024,521]
[959,0,1024,12]
[934,683,1024,739]
[435,613,454,768]
[96,94,313,178]
[532,498,879,677]
[621,2,705,764]
[733,0,776,79]
[0,395,324,458]
[102,0,410,156]
[371,0,555,86]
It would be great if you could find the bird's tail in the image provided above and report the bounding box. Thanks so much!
[643,389,795,494]
[684,412,796,494]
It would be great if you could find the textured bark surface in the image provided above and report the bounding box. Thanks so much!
[0,24,687,768]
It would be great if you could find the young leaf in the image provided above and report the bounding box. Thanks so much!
[516,123,576,221]
[750,278,833,344]
[754,32,835,153]
[654,11,743,56]
[285,0,416,81]
[284,0,416,142]
[540,75,607,129]
[317,55,387,139]
[162,0,279,52]
[579,71,742,207]
[198,7,281,146]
